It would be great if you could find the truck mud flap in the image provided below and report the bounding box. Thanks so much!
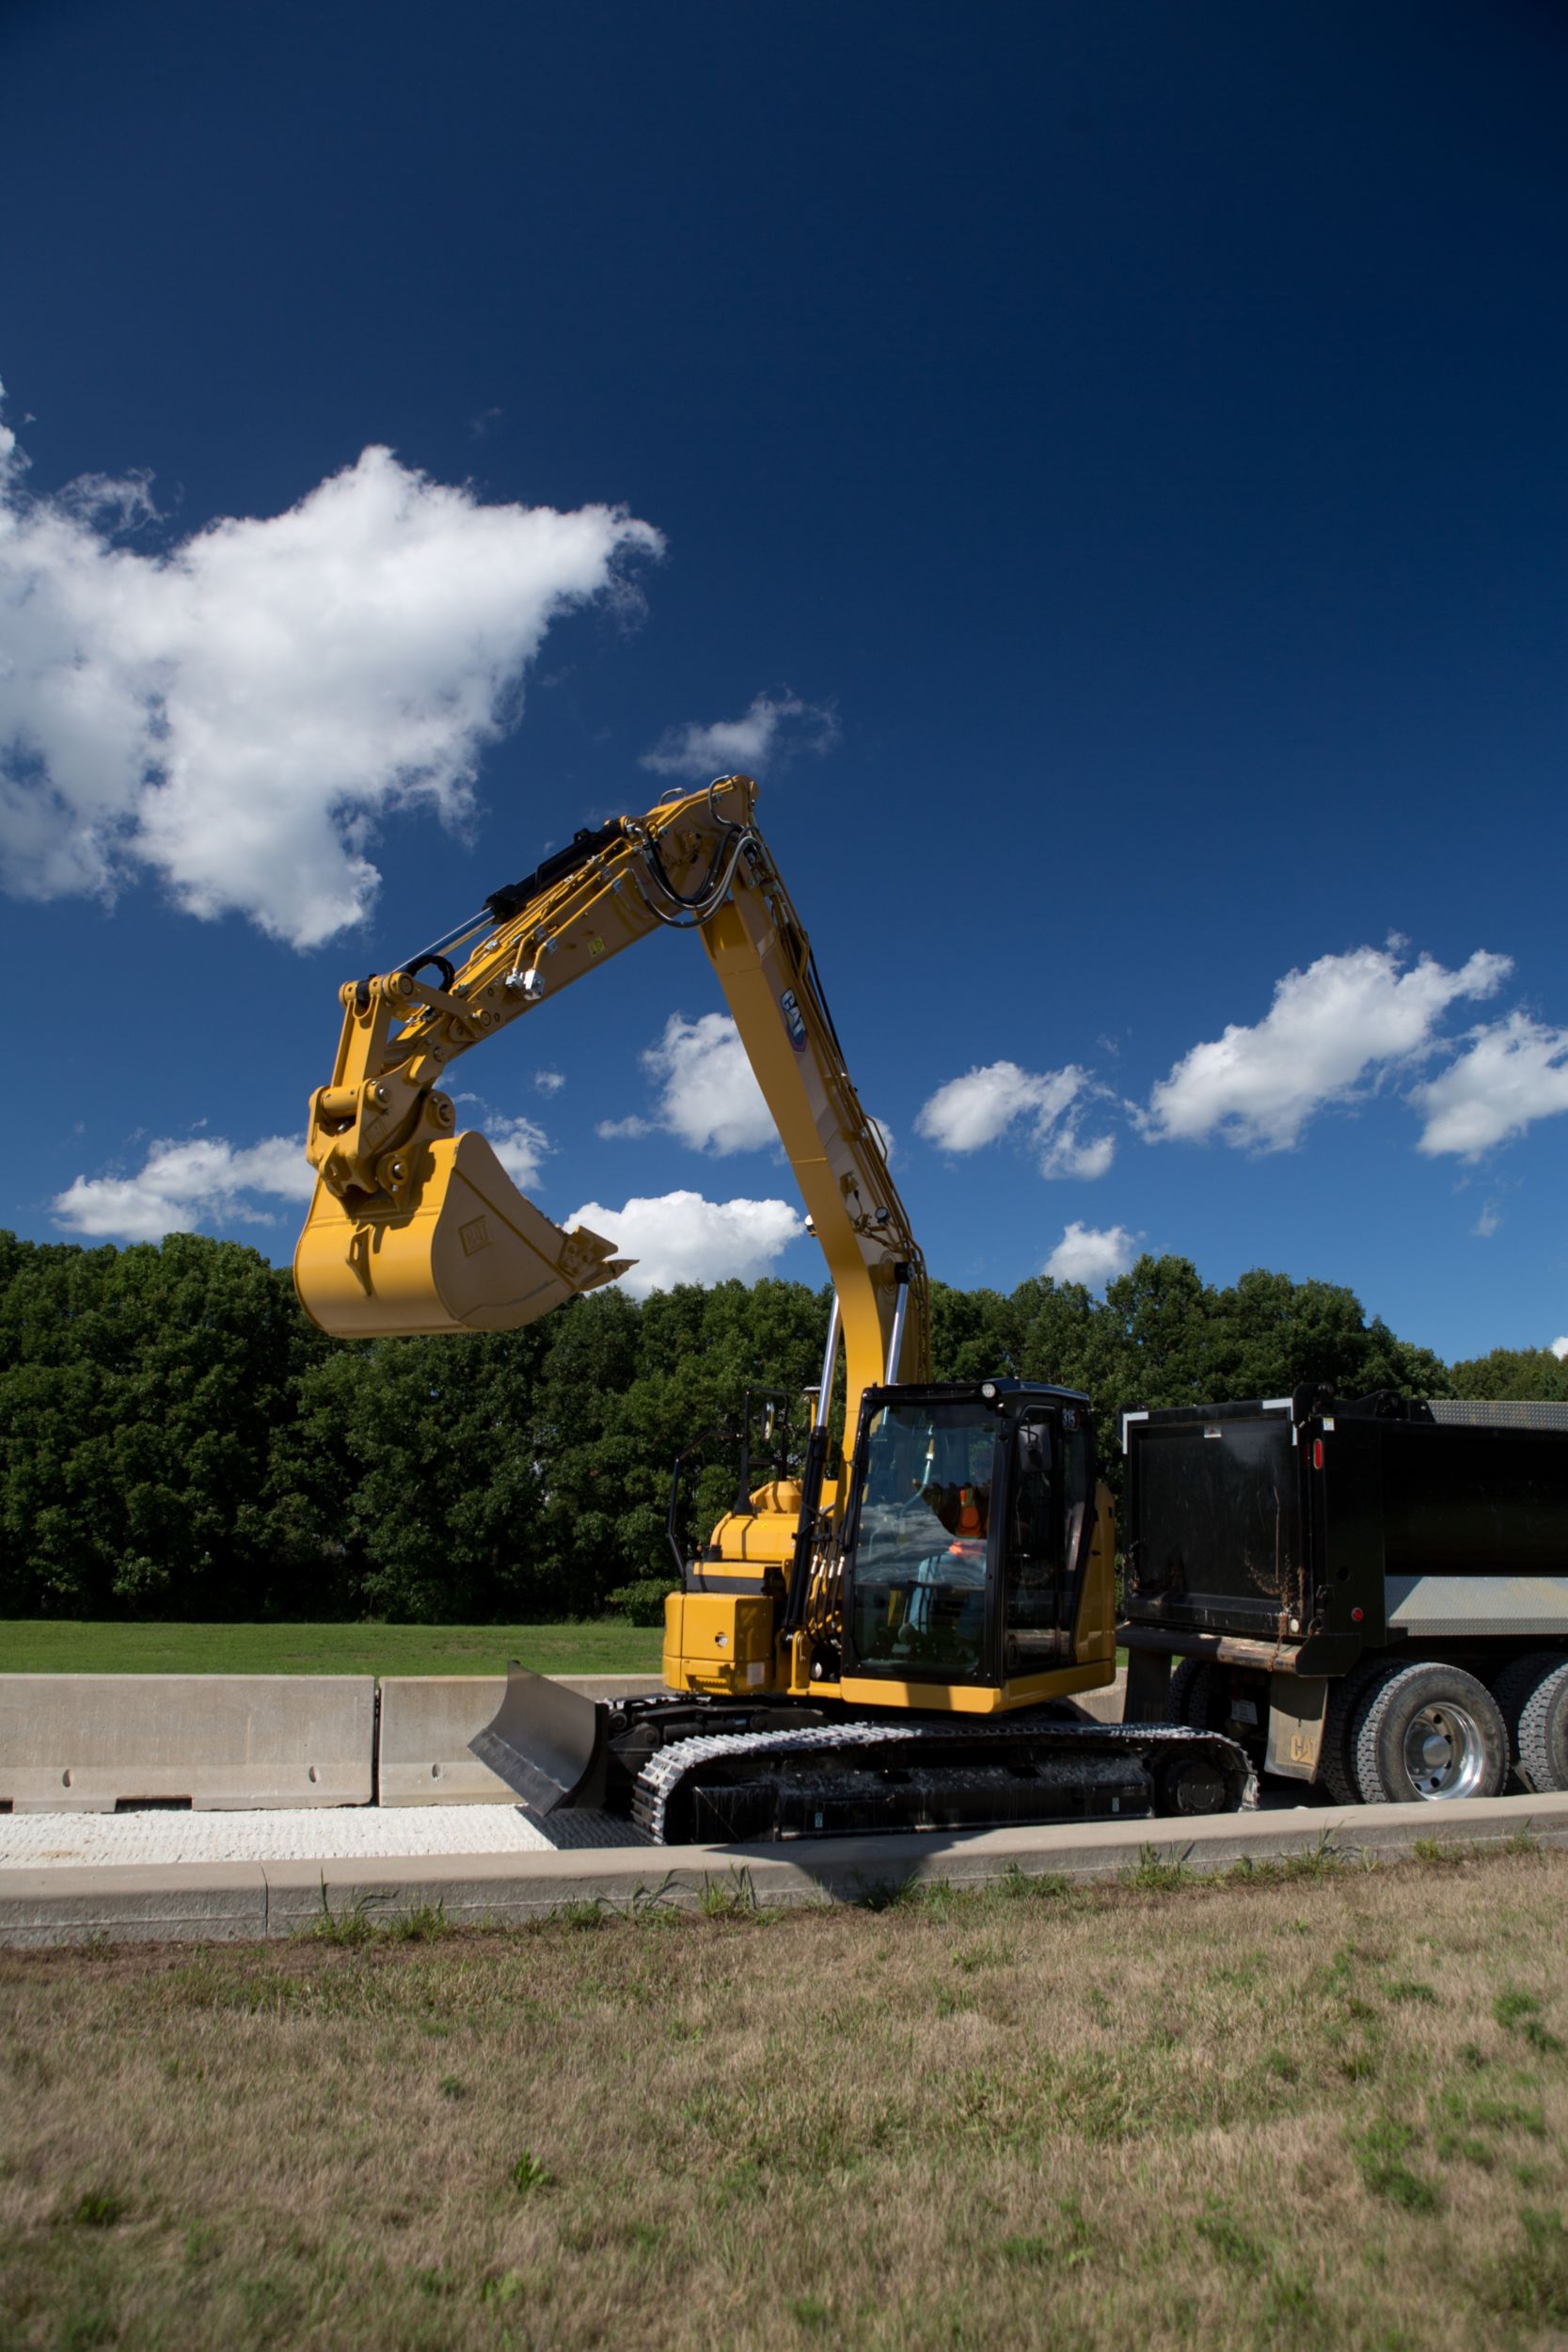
[468,1661,610,1816]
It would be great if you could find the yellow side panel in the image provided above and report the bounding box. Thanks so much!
[664,1593,780,1695]
[293,1132,627,1338]
[835,1662,1114,1715]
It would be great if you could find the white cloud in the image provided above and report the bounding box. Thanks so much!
[533,1070,566,1096]
[917,1062,1074,1152]
[1047,1127,1116,1181]
[640,690,838,779]
[1410,1011,1568,1160]
[1471,1202,1502,1239]
[602,1012,775,1154]
[487,1114,550,1191]
[1042,1221,1138,1289]
[51,1133,314,1243]
[914,1059,1114,1180]
[567,1191,804,1296]
[0,399,661,947]
[1552,1338,1568,1362]
[1145,945,1512,1152]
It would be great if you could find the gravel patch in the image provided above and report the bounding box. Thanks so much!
[0,1804,646,1868]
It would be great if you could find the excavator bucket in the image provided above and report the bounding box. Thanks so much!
[293,1130,633,1339]
[469,1661,610,1817]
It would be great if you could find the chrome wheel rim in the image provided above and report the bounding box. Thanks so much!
[1402,1702,1487,1799]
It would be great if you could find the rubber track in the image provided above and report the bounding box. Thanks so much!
[630,1716,1258,1842]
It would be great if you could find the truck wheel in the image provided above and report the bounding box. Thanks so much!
[1167,1658,1217,1729]
[1492,1653,1568,1794]
[1350,1661,1509,1804]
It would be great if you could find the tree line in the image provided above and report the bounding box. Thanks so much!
[1,1227,1561,1626]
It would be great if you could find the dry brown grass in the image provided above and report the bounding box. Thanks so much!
[3,1849,1568,2350]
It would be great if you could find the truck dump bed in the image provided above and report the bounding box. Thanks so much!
[1121,1391,1568,1673]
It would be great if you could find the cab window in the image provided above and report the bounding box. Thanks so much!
[849,1398,997,1680]
[1003,1419,1063,1667]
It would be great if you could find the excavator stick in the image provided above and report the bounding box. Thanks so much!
[469,1661,611,1817]
[293,1130,632,1339]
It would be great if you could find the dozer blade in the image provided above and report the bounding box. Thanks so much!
[293,1130,633,1339]
[469,1661,610,1817]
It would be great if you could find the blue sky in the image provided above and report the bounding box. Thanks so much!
[2,0,1564,1364]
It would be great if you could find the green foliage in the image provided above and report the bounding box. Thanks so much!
[1449,1345,1568,1403]
[1493,1987,1564,2054]
[303,1886,378,1946]
[1482,2207,1568,2322]
[69,2190,128,2229]
[0,1226,1522,1625]
[1351,2118,1441,2211]
[1194,2199,1269,2274]
[1126,1843,1195,1890]
[606,1577,674,1626]
[0,1231,325,1619]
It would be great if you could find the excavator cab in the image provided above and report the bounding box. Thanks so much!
[841,1380,1105,1690]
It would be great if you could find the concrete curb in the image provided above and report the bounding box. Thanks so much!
[4,1789,1564,1948]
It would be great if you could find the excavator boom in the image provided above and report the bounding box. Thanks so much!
[295,775,927,1442]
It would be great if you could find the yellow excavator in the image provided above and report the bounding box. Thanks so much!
[294,775,1250,1840]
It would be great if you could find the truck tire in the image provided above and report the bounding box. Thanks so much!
[1350,1661,1509,1804]
[1319,1658,1393,1806]
[1492,1652,1568,1794]
[1167,1658,1217,1730]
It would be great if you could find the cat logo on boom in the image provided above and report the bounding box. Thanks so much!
[780,989,808,1052]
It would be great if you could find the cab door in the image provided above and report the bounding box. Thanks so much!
[1000,1409,1093,1673]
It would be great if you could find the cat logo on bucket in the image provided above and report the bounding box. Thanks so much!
[780,990,808,1052]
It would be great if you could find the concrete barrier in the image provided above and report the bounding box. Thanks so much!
[1070,1668,1126,1724]
[0,1676,375,1813]
[376,1673,664,1805]
[0,1664,1115,1817]
[377,1672,1110,1806]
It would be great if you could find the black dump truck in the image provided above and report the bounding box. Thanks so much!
[1118,1390,1568,1805]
